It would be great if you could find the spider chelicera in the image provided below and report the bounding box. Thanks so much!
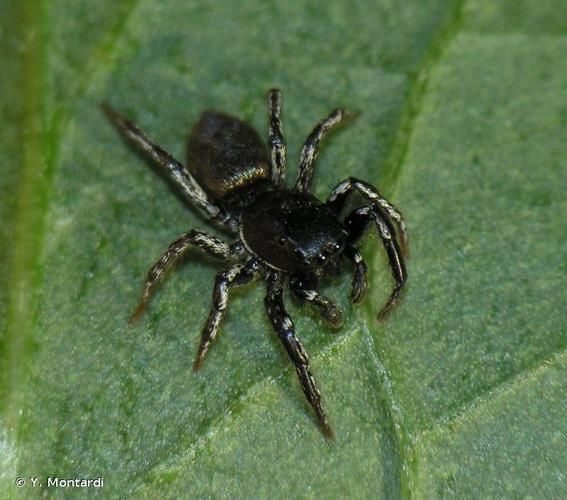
[103,89,408,438]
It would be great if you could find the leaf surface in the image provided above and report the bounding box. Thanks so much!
[1,0,565,497]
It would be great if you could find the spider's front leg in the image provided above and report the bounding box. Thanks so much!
[343,246,369,304]
[290,275,343,328]
[265,272,333,439]
[130,230,244,322]
[344,205,407,321]
[327,177,408,256]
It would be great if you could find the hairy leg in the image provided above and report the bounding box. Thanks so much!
[295,109,345,192]
[345,205,407,321]
[130,230,243,322]
[267,88,287,184]
[343,246,368,304]
[103,103,235,230]
[193,259,259,371]
[290,276,343,328]
[327,177,408,255]
[265,272,333,438]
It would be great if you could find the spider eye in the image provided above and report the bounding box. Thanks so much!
[317,254,327,265]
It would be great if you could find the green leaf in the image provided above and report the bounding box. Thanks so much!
[1,0,566,497]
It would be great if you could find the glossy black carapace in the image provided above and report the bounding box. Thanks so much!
[103,89,408,438]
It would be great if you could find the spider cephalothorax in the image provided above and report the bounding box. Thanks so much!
[240,189,349,273]
[103,89,408,438]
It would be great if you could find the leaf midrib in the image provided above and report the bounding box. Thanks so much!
[3,0,49,435]
[360,0,467,496]
[2,0,143,446]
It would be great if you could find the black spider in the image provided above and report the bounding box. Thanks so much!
[103,89,408,438]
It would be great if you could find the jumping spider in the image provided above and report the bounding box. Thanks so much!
[103,89,408,438]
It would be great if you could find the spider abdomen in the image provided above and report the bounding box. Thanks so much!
[187,111,271,206]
